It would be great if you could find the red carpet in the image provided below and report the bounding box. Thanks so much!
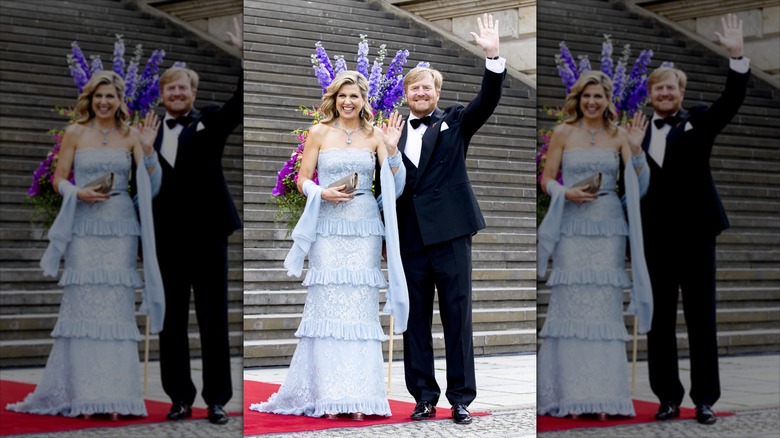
[537,399,734,432]
[0,380,240,436]
[243,380,489,435]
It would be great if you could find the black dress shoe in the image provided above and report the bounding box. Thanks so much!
[207,404,229,425]
[166,401,192,421]
[410,401,436,420]
[452,403,472,425]
[654,400,680,421]
[695,404,717,425]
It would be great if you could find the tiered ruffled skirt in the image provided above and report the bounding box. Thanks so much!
[251,196,391,417]
[537,194,636,417]
[7,195,147,417]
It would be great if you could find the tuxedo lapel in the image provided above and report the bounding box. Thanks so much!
[664,108,687,153]
[641,123,651,154]
[175,108,201,154]
[398,123,409,154]
[414,108,444,187]
[153,126,164,153]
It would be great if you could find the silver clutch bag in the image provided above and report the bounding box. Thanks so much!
[83,172,115,194]
[571,172,602,194]
[327,172,358,194]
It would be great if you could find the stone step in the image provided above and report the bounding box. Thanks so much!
[245,307,536,341]
[537,307,780,334]
[537,328,780,360]
[244,328,537,367]
[0,287,245,315]
[244,267,537,289]
[536,286,780,308]
[244,286,536,314]
[0,331,244,368]
[0,308,244,341]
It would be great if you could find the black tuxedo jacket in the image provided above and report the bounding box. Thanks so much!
[640,67,749,239]
[393,67,506,253]
[152,73,243,238]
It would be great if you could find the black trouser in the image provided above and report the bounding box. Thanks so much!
[402,234,476,406]
[158,234,232,407]
[646,232,720,407]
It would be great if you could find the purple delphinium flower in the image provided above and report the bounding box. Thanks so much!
[600,34,614,78]
[620,49,653,114]
[368,44,387,103]
[334,55,347,76]
[90,55,103,75]
[578,55,591,74]
[124,61,139,111]
[356,34,370,79]
[137,77,160,116]
[112,34,126,78]
[612,60,627,110]
[381,76,405,115]
[140,49,165,80]
[624,80,647,118]
[384,48,408,84]
[558,42,578,81]
[555,54,577,95]
[312,62,332,94]
[71,42,91,81]
[67,56,89,95]
[314,41,334,79]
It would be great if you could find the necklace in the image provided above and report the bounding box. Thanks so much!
[91,122,117,145]
[580,121,605,145]
[334,121,362,145]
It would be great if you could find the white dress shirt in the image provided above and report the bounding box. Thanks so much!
[404,114,430,167]
[160,113,185,166]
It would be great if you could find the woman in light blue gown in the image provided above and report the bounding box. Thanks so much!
[6,71,164,419]
[250,71,408,420]
[537,71,653,419]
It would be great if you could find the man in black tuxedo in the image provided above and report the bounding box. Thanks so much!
[152,21,242,425]
[395,14,505,425]
[640,14,750,425]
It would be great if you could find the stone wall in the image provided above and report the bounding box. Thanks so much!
[143,0,243,47]
[389,0,537,79]
[633,0,780,86]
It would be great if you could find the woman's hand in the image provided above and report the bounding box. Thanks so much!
[138,111,160,156]
[77,187,111,204]
[625,111,648,156]
[565,187,599,205]
[321,185,354,205]
[380,111,404,157]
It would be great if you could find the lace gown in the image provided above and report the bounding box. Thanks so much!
[537,148,635,417]
[250,148,391,417]
[7,148,147,417]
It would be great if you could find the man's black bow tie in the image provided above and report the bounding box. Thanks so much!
[166,116,193,129]
[410,116,432,129]
[654,115,682,129]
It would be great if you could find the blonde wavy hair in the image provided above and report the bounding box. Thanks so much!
[320,71,374,134]
[74,71,130,135]
[562,70,618,135]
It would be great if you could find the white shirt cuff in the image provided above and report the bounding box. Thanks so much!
[486,57,506,74]
[730,56,750,74]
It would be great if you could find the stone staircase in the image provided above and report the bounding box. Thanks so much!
[242,0,537,367]
[536,0,780,358]
[0,0,244,367]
